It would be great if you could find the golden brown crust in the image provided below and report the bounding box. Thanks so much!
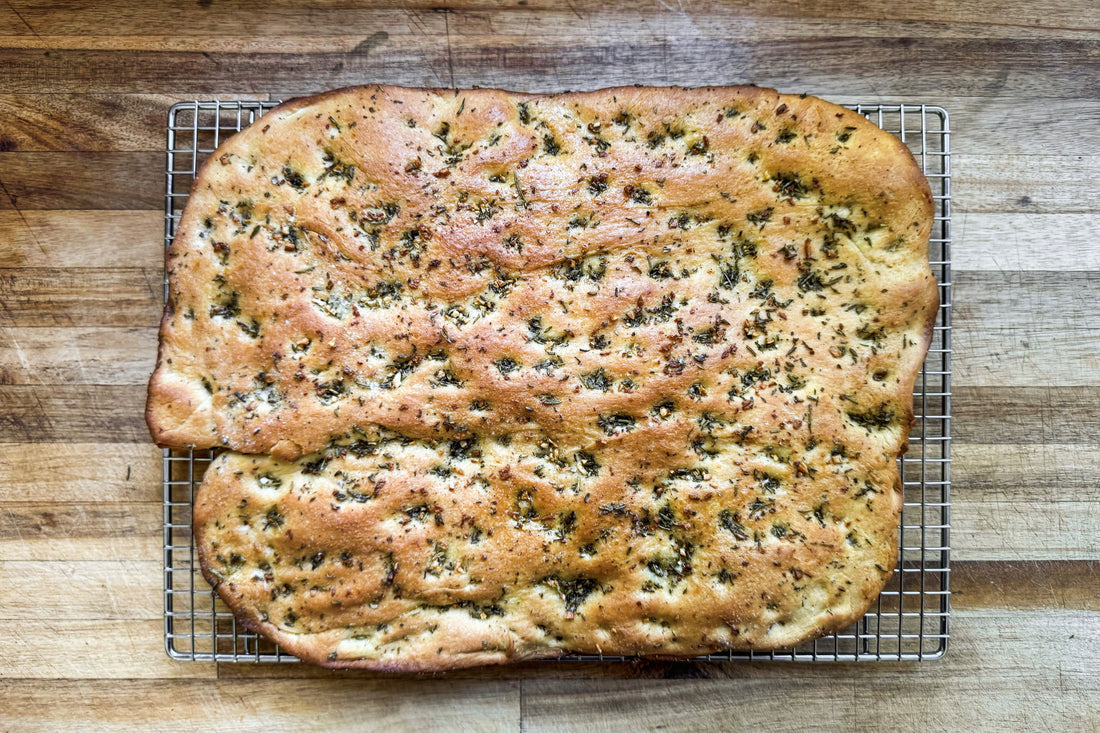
[155,85,937,670]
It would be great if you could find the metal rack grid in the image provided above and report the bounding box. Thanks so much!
[163,99,951,663]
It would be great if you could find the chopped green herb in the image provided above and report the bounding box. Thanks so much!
[597,413,636,435]
[579,368,612,391]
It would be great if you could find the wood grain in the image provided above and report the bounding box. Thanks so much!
[443,5,1100,43]
[0,385,149,443]
[953,443,1100,498]
[0,95,189,152]
[1,38,1097,97]
[0,501,159,561]
[0,152,162,209]
[0,211,161,267]
[2,22,1097,58]
[953,388,1100,443]
[3,0,1097,39]
[953,560,1098,610]
[952,445,1100,559]
[0,0,1098,728]
[947,97,1100,156]
[0,678,520,732]
[443,40,1100,99]
[0,3,34,36]
[6,28,1092,60]
[0,269,161,327]
[1,2,448,38]
[0,48,453,95]
[0,327,156,385]
[954,326,1100,388]
[0,443,160,502]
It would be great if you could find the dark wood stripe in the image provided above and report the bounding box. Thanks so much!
[0,152,162,210]
[0,48,450,95]
[2,1,1097,37]
[449,38,1100,99]
[1,3,445,37]
[0,94,184,153]
[0,39,1096,97]
[954,444,1100,497]
[953,387,1100,444]
[0,268,162,327]
[952,560,1098,611]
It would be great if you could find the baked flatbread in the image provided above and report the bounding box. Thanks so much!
[150,85,937,669]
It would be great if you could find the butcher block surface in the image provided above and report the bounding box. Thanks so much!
[0,0,1097,730]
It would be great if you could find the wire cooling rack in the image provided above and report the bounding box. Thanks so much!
[163,99,952,663]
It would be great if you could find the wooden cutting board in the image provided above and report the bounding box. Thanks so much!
[0,1,1097,730]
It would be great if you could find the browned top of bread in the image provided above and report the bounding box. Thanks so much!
[153,85,937,670]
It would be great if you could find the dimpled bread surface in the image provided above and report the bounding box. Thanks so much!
[148,85,937,670]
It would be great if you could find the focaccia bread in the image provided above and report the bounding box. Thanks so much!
[151,85,937,669]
